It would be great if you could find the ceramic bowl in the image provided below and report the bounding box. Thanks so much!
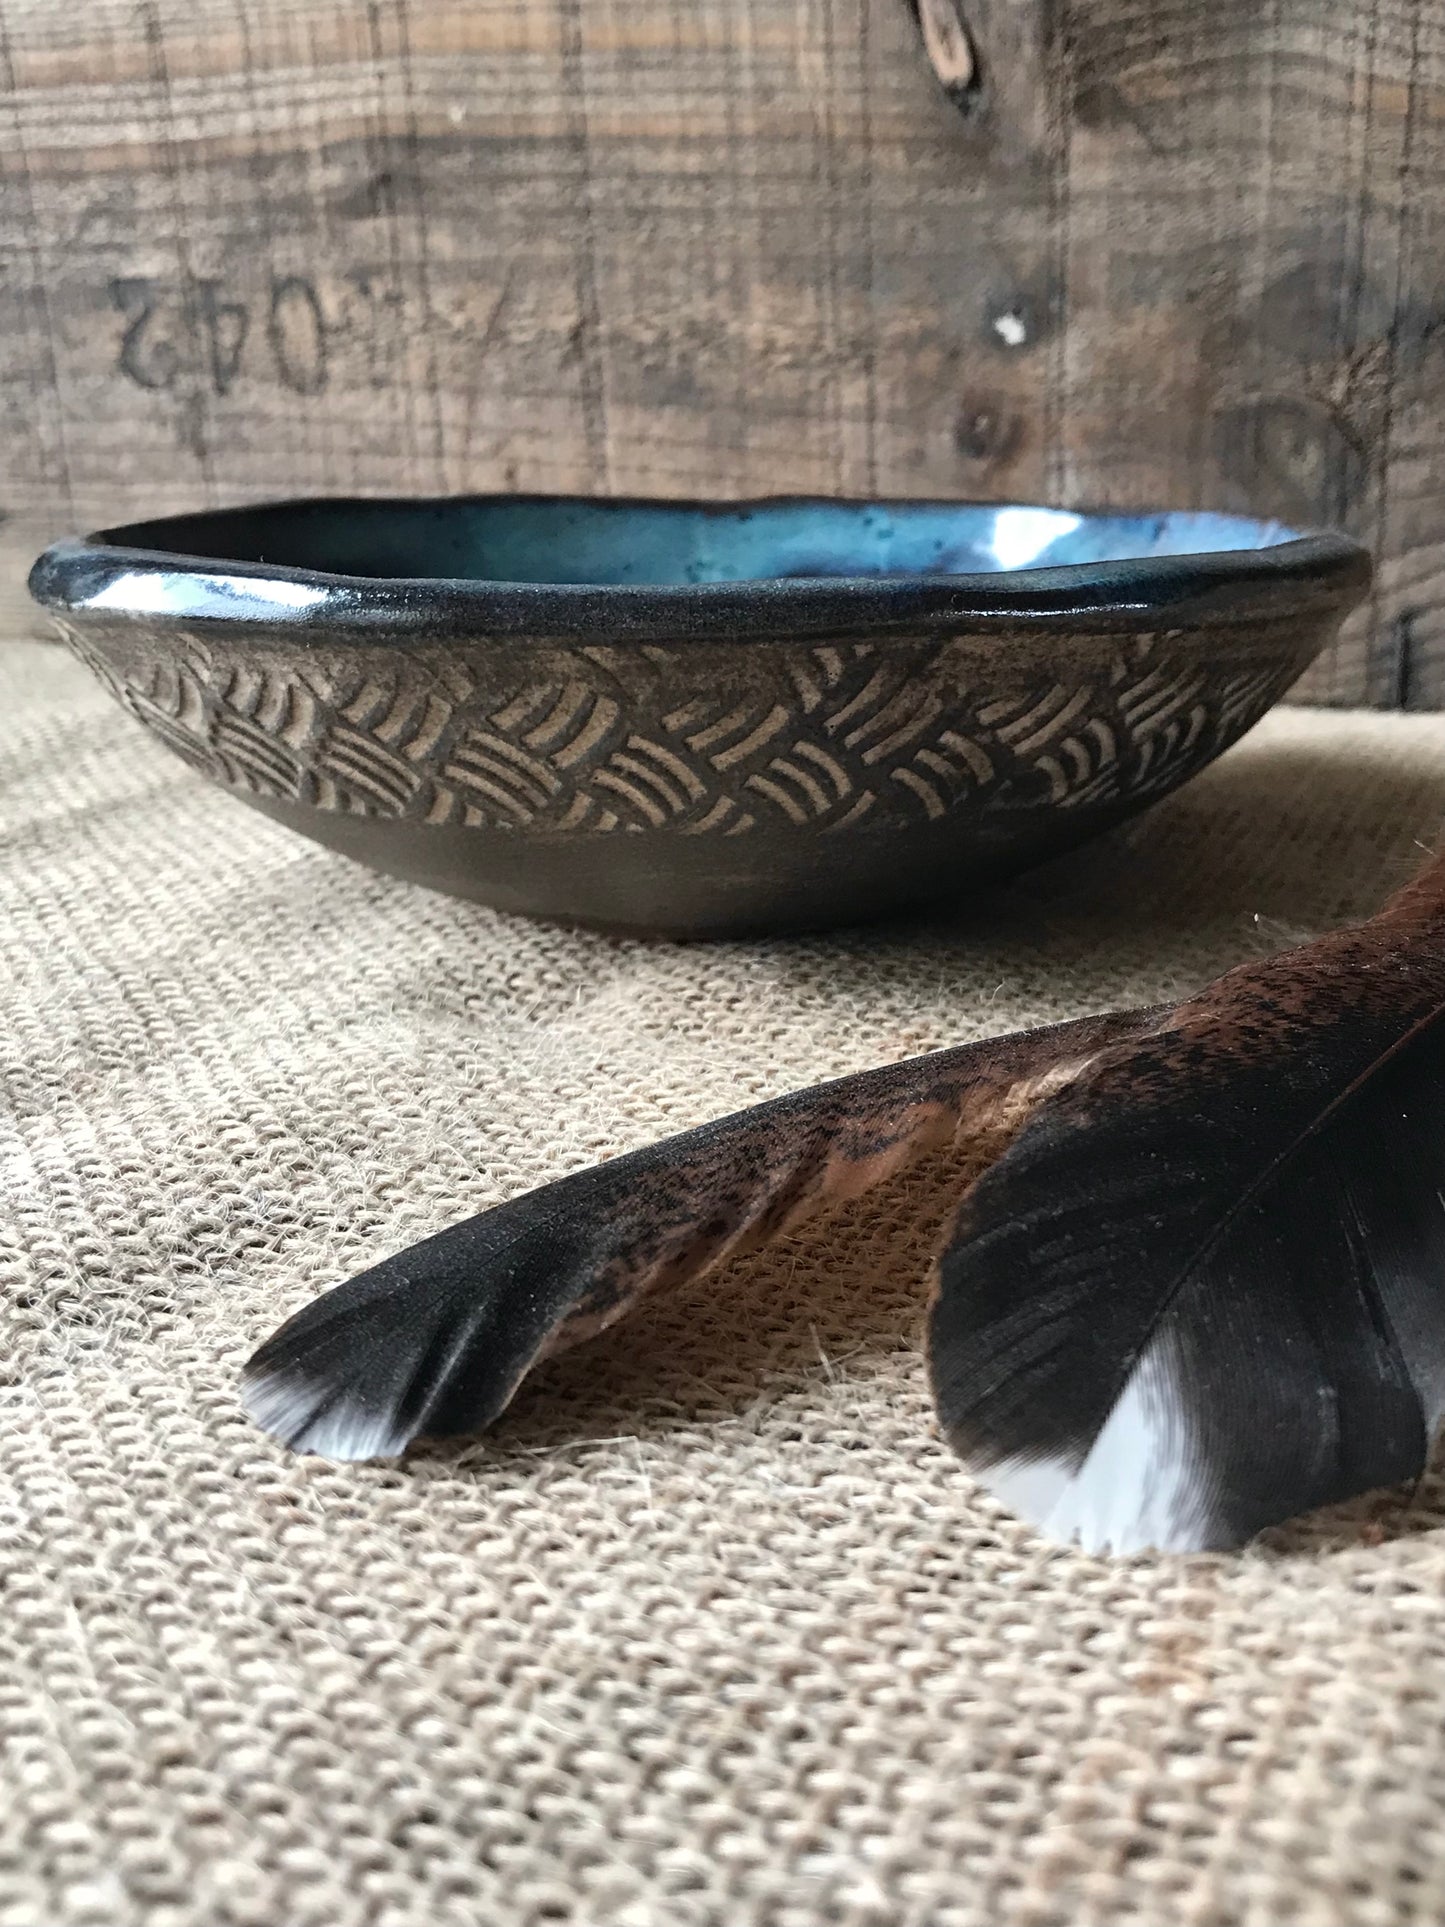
[30,496,1370,937]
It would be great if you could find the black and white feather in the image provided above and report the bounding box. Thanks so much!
[930,919,1445,1554]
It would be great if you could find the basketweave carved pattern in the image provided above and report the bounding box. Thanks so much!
[56,622,1294,835]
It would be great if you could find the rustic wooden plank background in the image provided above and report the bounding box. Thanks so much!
[2,0,1442,704]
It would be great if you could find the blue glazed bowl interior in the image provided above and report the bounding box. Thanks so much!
[103,498,1300,588]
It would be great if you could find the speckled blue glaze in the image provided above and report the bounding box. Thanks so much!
[478,503,1302,583]
[77,497,1300,592]
[265,499,1299,585]
[30,495,1370,937]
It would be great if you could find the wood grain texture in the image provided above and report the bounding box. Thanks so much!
[2,0,1442,703]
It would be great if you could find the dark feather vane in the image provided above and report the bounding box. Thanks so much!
[244,856,1445,1555]
[930,874,1445,1552]
[242,1010,1147,1460]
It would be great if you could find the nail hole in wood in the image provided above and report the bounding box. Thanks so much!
[909,0,983,116]
[992,310,1029,349]
[1392,609,1422,711]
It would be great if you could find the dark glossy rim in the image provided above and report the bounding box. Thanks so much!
[29,493,1373,643]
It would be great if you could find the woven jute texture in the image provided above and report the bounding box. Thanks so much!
[8,636,1445,1927]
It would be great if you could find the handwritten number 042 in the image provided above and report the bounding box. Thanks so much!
[111,276,328,396]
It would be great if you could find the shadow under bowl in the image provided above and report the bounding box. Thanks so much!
[29,495,1371,938]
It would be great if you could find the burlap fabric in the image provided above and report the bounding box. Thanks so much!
[7,635,1445,1927]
